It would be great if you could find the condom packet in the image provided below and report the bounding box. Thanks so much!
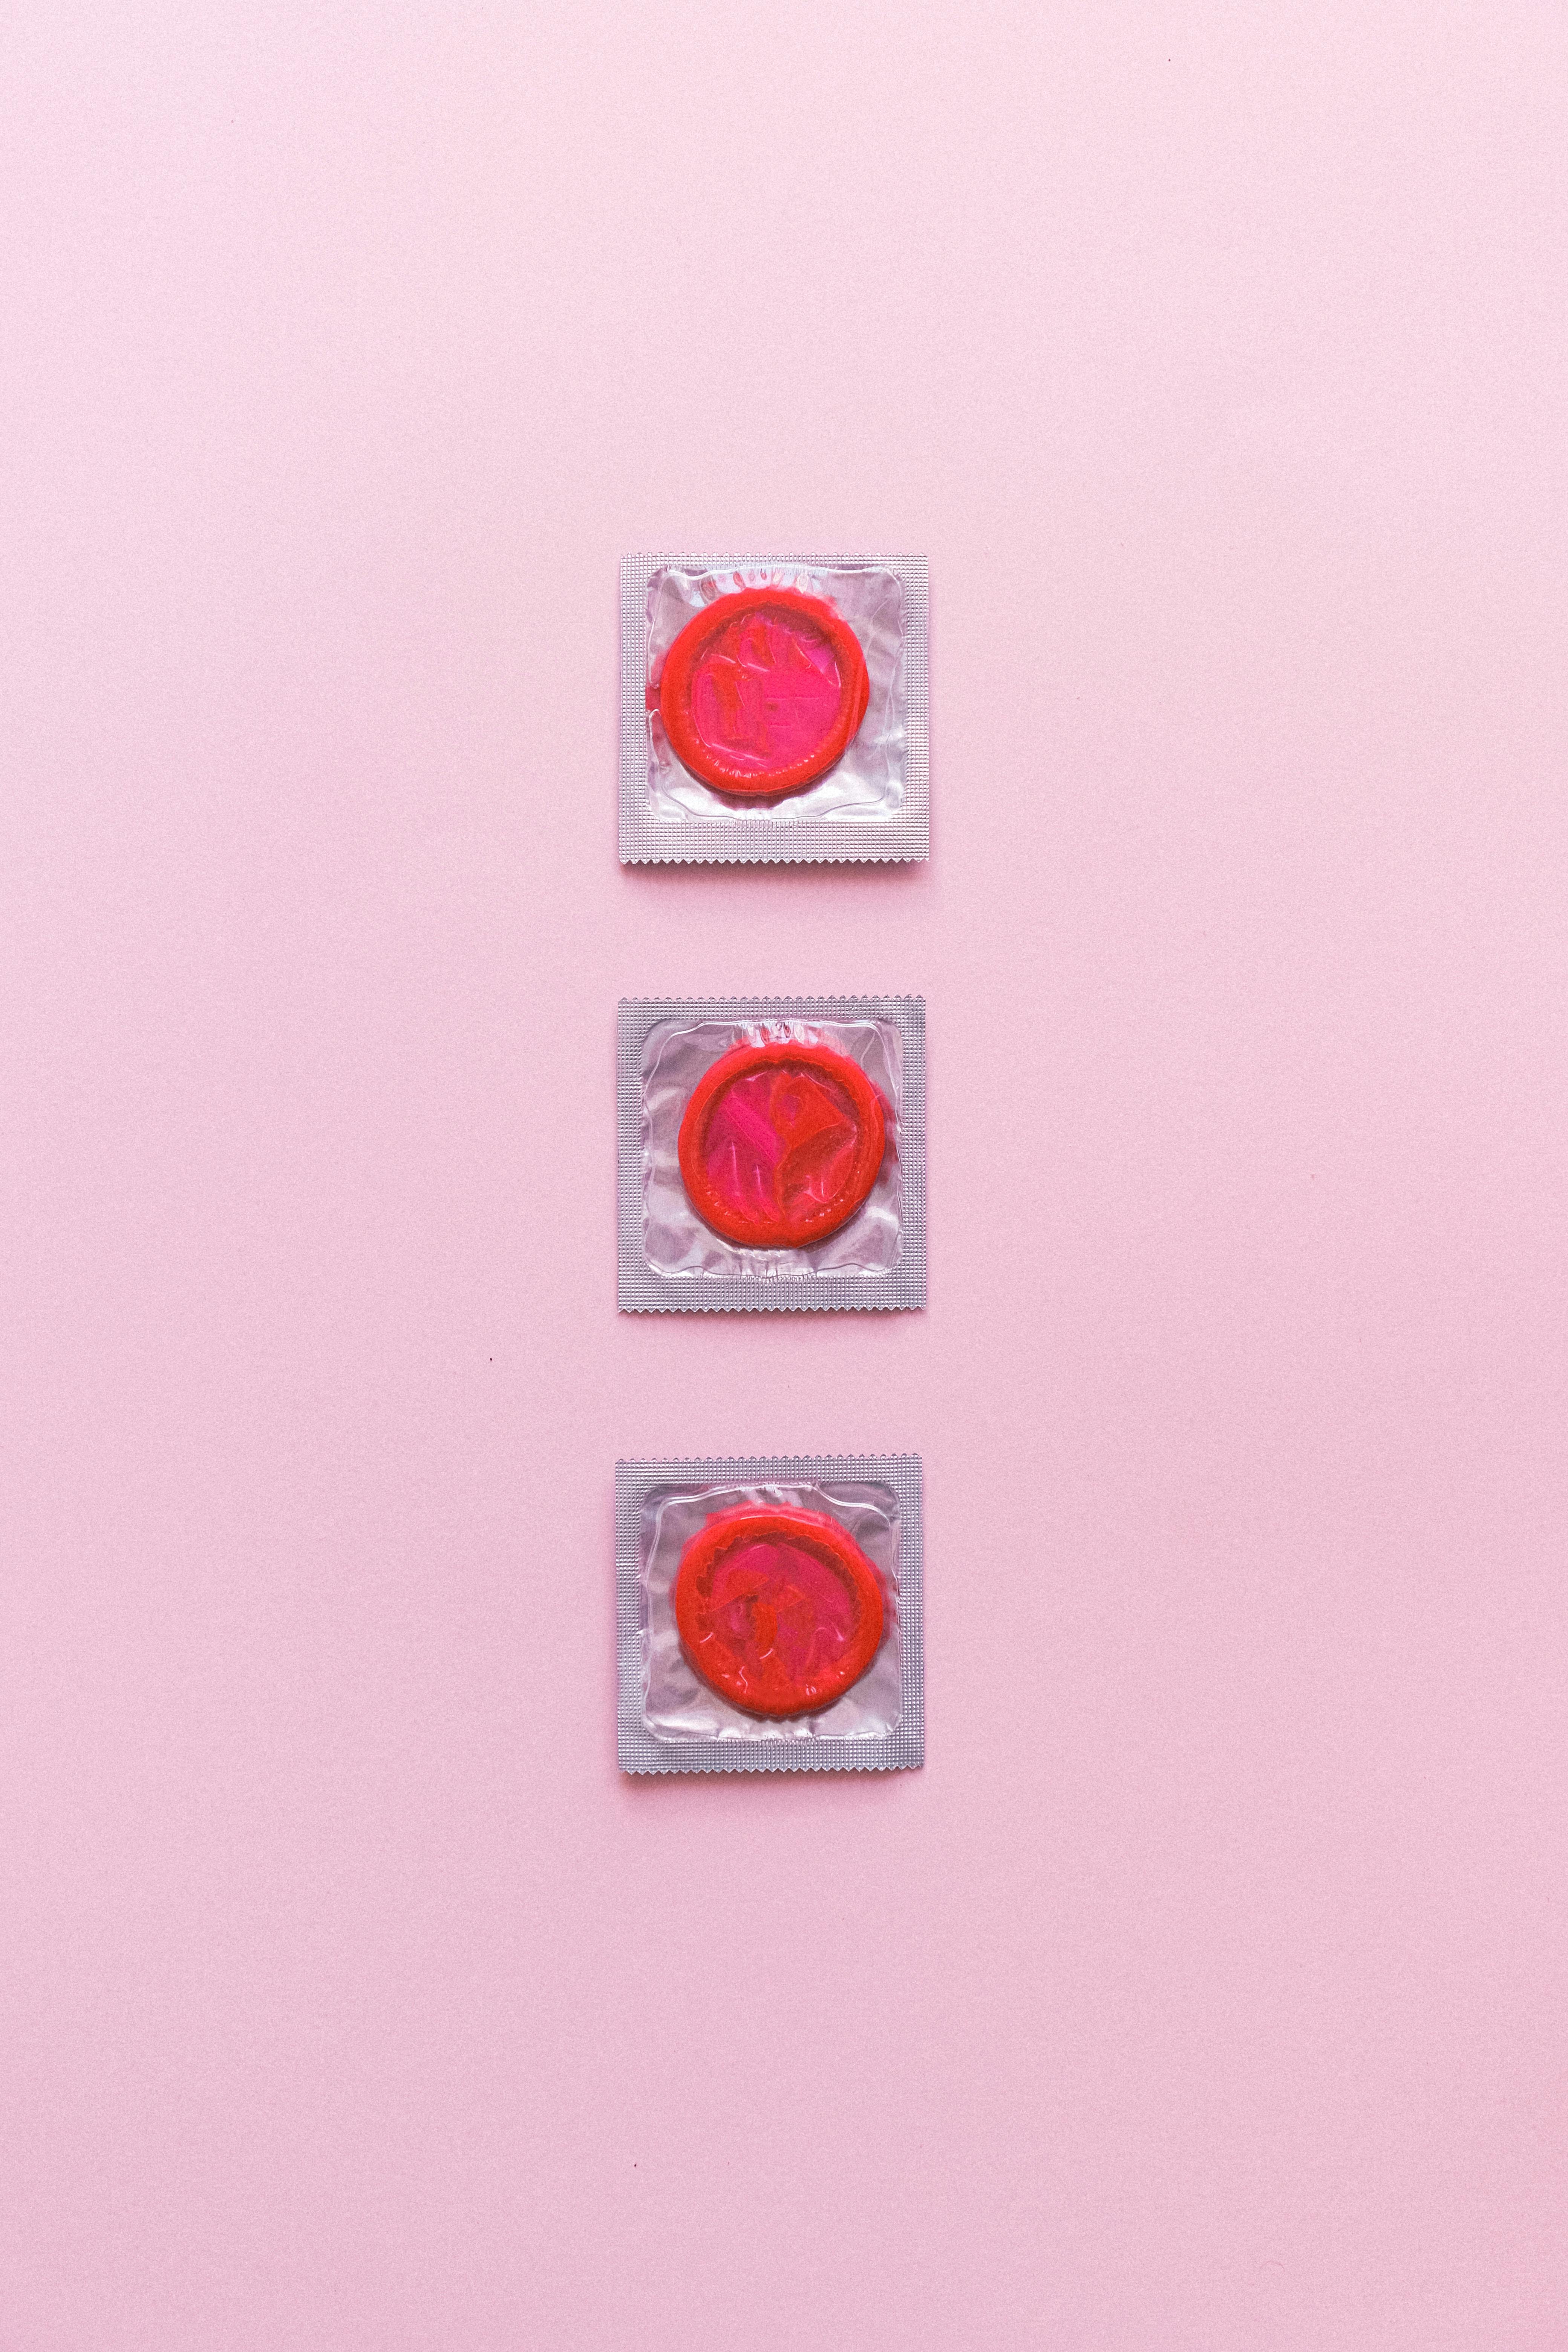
[617,995,926,1314]
[616,1453,924,1775]
[619,553,929,863]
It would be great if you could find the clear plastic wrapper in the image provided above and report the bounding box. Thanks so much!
[619,554,929,864]
[616,1453,924,1775]
[617,996,926,1314]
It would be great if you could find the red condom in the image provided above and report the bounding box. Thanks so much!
[658,586,871,799]
[678,1038,888,1250]
[674,1505,886,1719]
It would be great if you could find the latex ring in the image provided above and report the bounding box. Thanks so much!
[675,1504,886,1719]
[678,1038,887,1250]
[658,586,871,799]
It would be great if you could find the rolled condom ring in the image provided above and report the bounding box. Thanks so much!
[677,1038,888,1250]
[658,585,870,800]
[674,1504,886,1719]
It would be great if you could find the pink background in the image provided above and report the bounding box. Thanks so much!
[3,5,1566,2347]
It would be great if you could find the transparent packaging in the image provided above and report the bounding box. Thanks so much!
[619,554,929,864]
[617,996,926,1314]
[616,1454,925,1775]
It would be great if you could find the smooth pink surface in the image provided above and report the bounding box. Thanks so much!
[3,5,1566,2348]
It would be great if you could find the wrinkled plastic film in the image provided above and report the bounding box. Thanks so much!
[617,996,926,1313]
[645,1017,902,1279]
[620,554,929,864]
[616,1454,925,1775]
[643,1482,902,1743]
